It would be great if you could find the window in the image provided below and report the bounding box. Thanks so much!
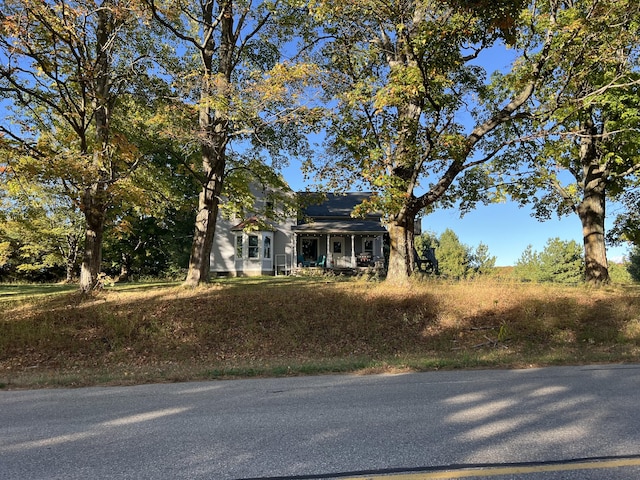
[235,235,243,258]
[333,240,342,254]
[248,235,259,258]
[364,239,374,254]
[263,235,272,259]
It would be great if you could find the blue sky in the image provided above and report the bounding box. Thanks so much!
[422,202,629,266]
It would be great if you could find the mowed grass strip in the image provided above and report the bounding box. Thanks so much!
[1,277,639,388]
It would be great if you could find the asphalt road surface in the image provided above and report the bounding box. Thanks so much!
[1,364,639,480]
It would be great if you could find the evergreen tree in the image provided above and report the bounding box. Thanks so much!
[513,245,542,282]
[538,238,584,283]
[514,239,584,283]
[627,245,640,282]
[470,242,496,276]
[435,229,472,279]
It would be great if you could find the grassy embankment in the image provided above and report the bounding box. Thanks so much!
[1,276,639,389]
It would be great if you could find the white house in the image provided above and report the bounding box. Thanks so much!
[210,191,387,277]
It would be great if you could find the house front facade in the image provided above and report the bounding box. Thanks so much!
[210,192,387,277]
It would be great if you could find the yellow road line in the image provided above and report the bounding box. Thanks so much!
[343,458,640,479]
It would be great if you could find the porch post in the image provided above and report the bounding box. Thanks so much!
[293,232,297,269]
[326,234,331,268]
[351,234,356,267]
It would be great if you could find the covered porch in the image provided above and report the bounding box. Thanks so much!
[291,220,386,271]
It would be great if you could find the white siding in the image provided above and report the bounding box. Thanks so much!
[210,192,295,276]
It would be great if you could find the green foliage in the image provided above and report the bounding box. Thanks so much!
[417,230,495,278]
[538,238,584,283]
[628,245,640,282]
[610,189,640,246]
[100,134,199,280]
[0,171,84,282]
[513,245,542,282]
[305,0,562,283]
[514,238,584,283]
[415,231,438,259]
[0,0,173,290]
[470,242,497,276]
[436,229,472,279]
[102,208,195,281]
[608,262,634,284]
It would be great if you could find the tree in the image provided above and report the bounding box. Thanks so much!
[608,261,633,284]
[538,237,584,283]
[513,238,584,283]
[513,244,541,282]
[470,242,496,276]
[307,0,556,284]
[431,229,496,278]
[0,179,84,282]
[0,0,160,291]
[435,229,471,279]
[144,0,320,287]
[485,0,640,284]
[415,231,438,257]
[101,139,199,281]
[628,245,640,282]
[609,188,640,247]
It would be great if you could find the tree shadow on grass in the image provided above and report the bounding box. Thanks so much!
[1,280,639,387]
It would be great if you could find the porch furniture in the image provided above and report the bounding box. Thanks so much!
[414,248,438,273]
[297,254,312,267]
[356,252,373,266]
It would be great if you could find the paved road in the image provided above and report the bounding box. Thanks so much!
[1,364,639,480]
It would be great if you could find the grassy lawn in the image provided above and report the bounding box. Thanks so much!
[0,283,78,300]
[1,276,639,389]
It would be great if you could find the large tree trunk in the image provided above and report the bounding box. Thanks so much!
[576,117,609,284]
[183,150,225,286]
[117,252,132,283]
[64,233,79,283]
[183,1,232,287]
[78,5,113,292]
[577,195,609,283]
[79,185,107,292]
[385,216,416,284]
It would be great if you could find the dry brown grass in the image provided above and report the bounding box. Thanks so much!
[1,277,639,388]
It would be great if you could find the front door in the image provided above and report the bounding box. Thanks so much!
[331,237,345,267]
[301,237,318,265]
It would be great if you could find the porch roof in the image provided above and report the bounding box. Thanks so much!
[292,219,386,235]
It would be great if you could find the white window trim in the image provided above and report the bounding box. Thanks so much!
[248,234,260,259]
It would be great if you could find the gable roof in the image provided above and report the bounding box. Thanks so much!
[298,192,380,219]
[293,192,385,234]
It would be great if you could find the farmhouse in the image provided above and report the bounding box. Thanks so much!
[210,191,387,276]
